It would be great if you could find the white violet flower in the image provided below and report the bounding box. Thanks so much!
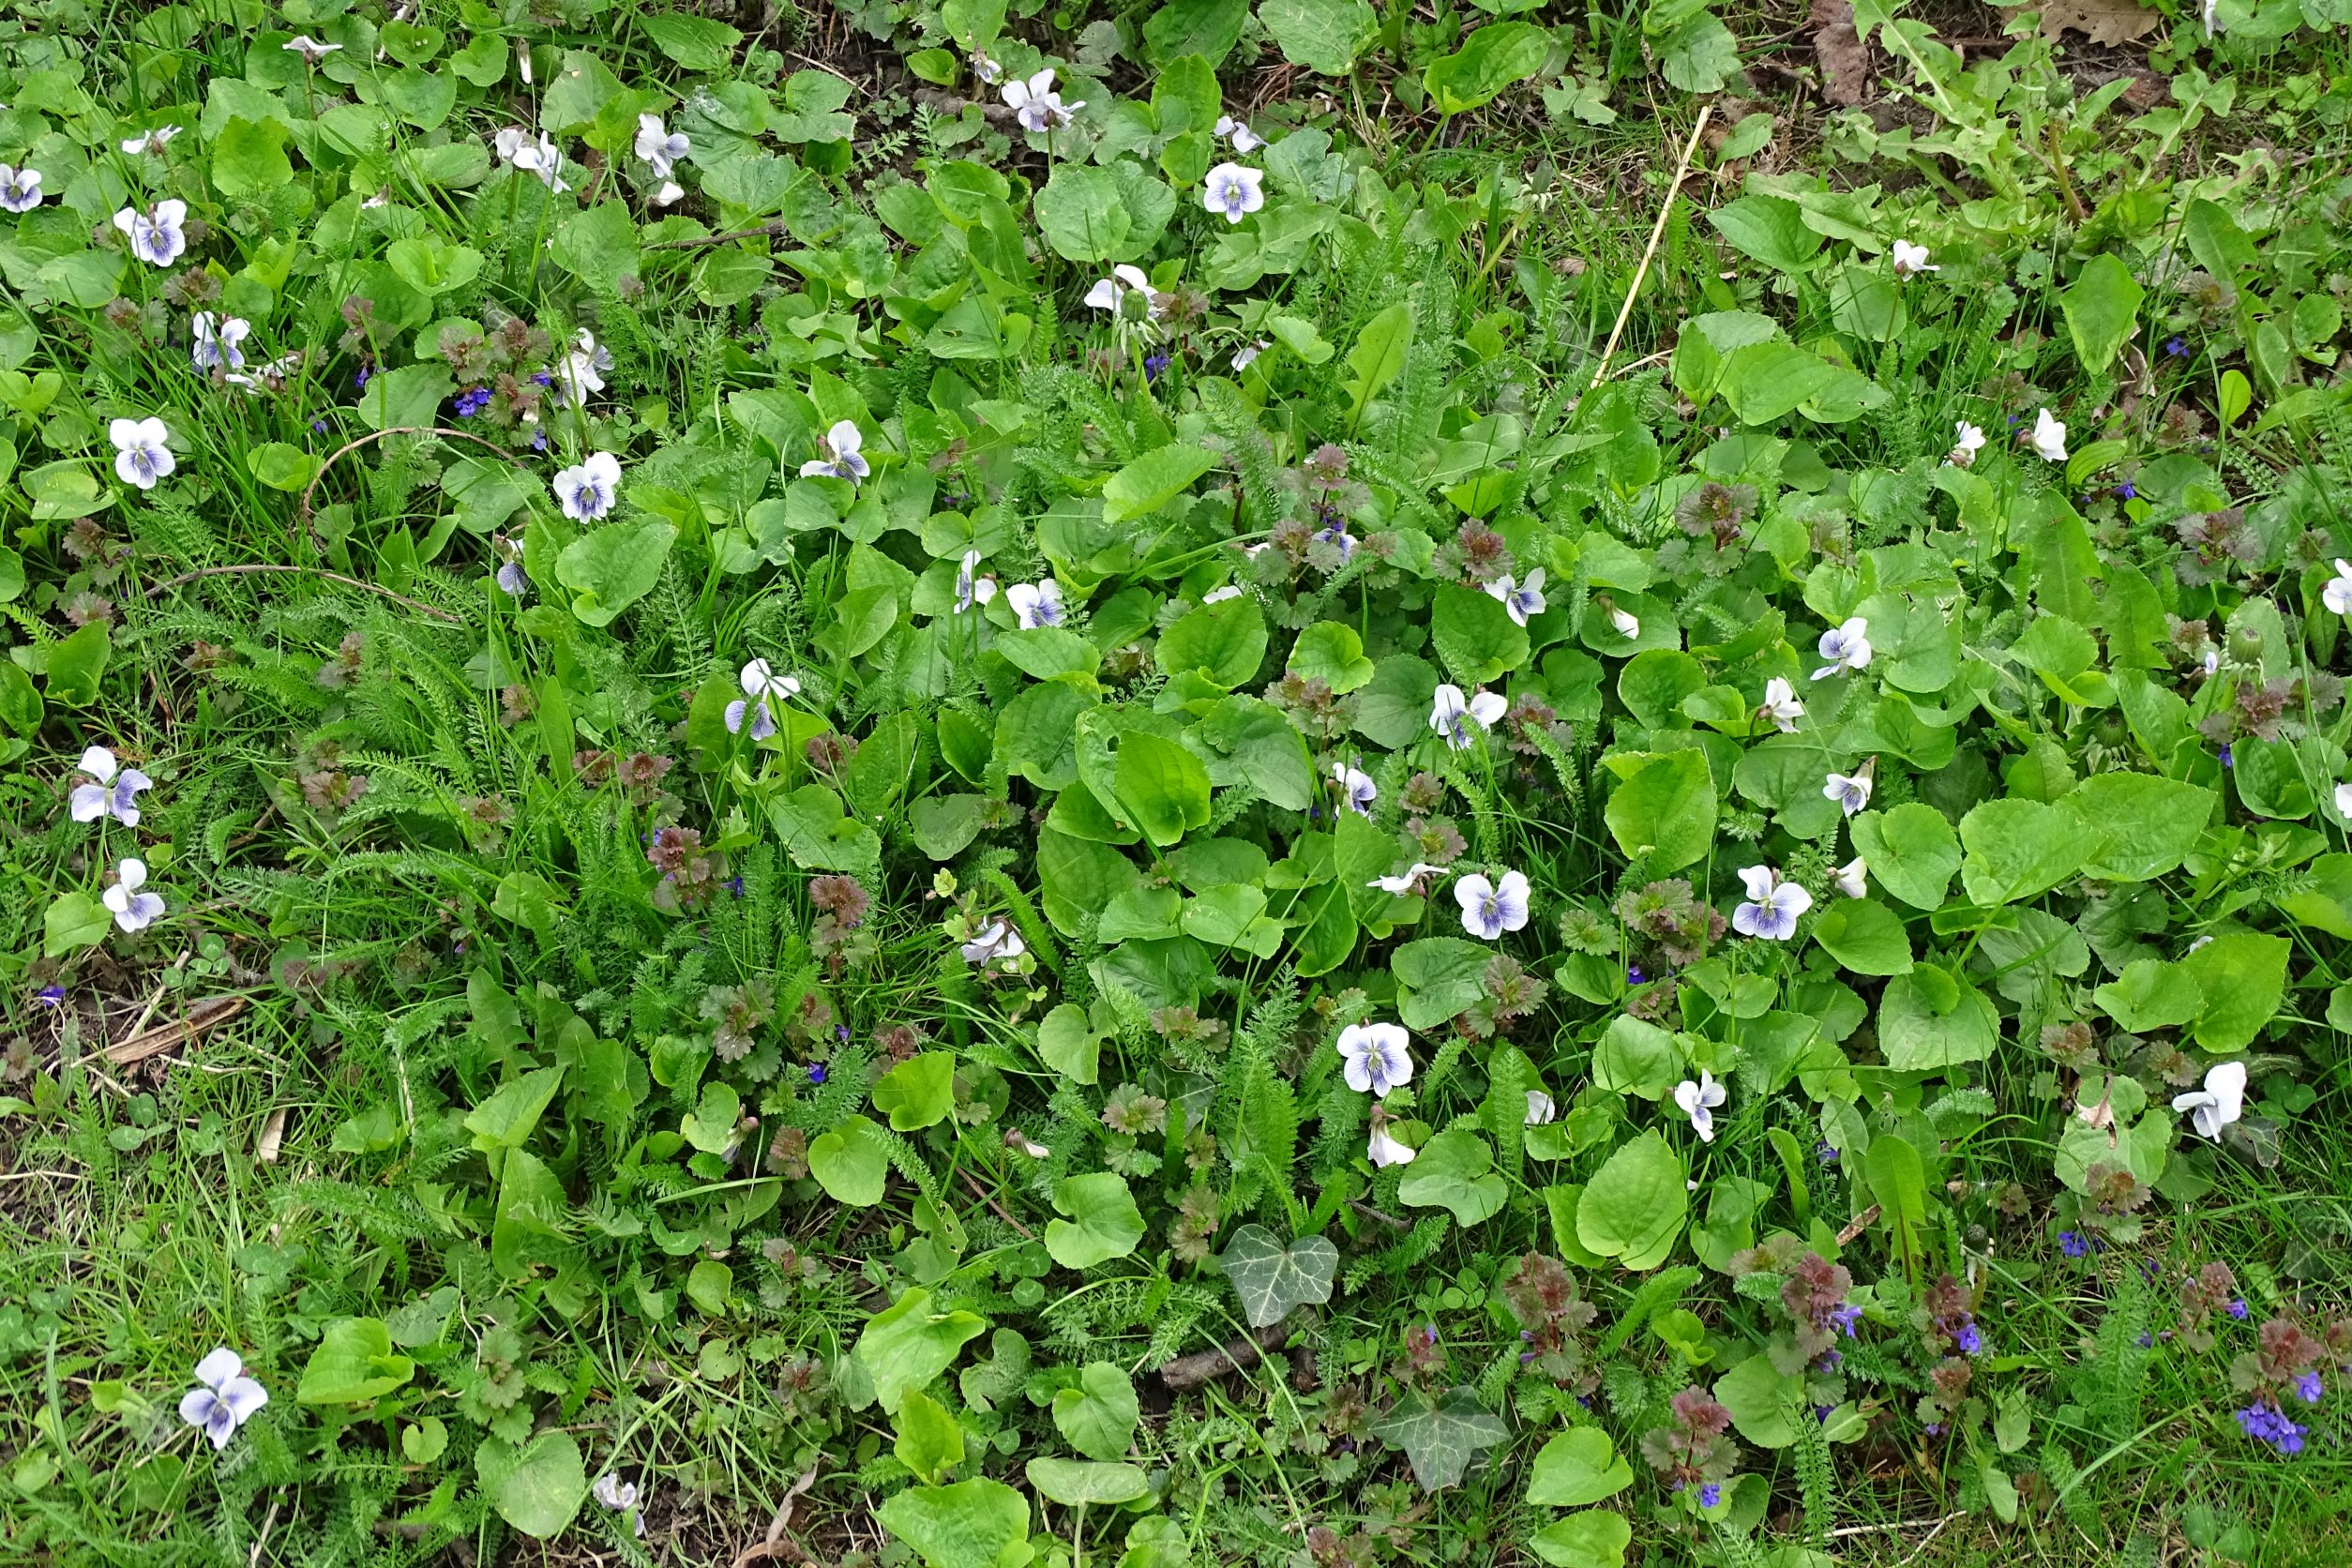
[1006,580,1064,629]
[1524,1091,1558,1126]
[1757,676,1804,732]
[1890,240,1937,278]
[1673,1070,1727,1143]
[282,36,342,63]
[961,917,1026,965]
[635,113,690,178]
[1231,338,1269,372]
[113,199,188,267]
[110,416,175,490]
[1336,1021,1412,1097]
[552,450,622,520]
[120,125,180,155]
[1430,684,1506,749]
[799,420,870,483]
[179,1349,266,1451]
[2171,1059,2246,1141]
[1202,584,1243,604]
[725,658,800,739]
[1367,862,1448,896]
[1606,602,1640,640]
[593,1473,639,1512]
[955,550,999,614]
[1948,421,1986,468]
[1485,568,1545,626]
[0,163,41,213]
[494,128,568,191]
[70,746,152,826]
[1003,68,1080,131]
[1822,759,1876,816]
[2028,407,2068,462]
[970,50,1003,84]
[552,329,611,405]
[1202,162,1265,225]
[1732,864,1812,941]
[1332,761,1377,815]
[1813,616,1872,680]
[1367,1120,1416,1168]
[1213,114,1263,152]
[1455,869,1531,941]
[1082,264,1154,317]
[190,312,250,373]
[1833,857,1868,899]
[104,856,164,932]
[2323,559,2352,616]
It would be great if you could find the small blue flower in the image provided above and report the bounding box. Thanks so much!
[310,418,328,432]
[2059,1230,2089,1258]
[834,1023,851,1043]
[35,984,65,1006]
[1697,1482,1721,1508]
[452,385,492,418]
[354,364,372,390]
[1143,350,1172,383]
[725,875,745,898]
[1816,1141,1840,1166]
[1955,1322,1982,1355]
[2229,1298,2250,1320]
[1924,1421,1945,1436]
[531,429,549,452]
[2135,1332,2154,1348]
[2297,1371,2324,1404]
[2238,1402,2307,1455]
[807,1063,827,1085]
[2220,745,2234,768]
[1626,965,1647,985]
[2114,481,2136,500]
[2165,336,2188,357]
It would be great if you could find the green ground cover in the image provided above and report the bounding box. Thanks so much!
[7,0,2352,1562]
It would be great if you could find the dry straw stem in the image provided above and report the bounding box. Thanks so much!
[1590,105,1714,390]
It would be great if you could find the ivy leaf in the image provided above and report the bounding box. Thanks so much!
[1370,1385,1508,1490]
[1216,1222,1338,1327]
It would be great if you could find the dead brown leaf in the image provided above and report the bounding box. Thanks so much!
[2022,0,2162,46]
[1811,0,1874,106]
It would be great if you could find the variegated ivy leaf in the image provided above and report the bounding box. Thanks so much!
[1216,1223,1337,1328]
